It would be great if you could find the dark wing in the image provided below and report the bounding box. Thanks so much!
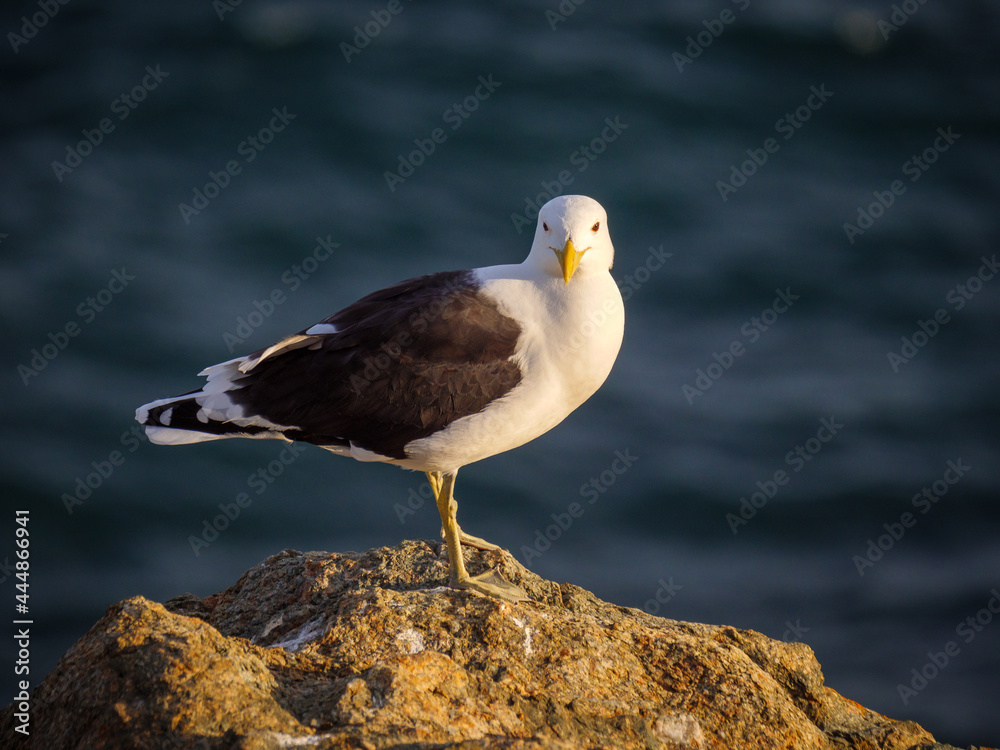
[230,270,523,459]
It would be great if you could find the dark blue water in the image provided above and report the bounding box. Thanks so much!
[2,0,999,743]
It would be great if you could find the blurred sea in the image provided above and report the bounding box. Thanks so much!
[2,0,999,743]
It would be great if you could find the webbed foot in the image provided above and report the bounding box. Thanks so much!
[454,569,529,603]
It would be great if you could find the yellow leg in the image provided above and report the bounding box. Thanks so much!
[428,471,500,550]
[427,470,528,603]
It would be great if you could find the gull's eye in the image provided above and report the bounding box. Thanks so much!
[542,222,549,231]
[591,221,600,232]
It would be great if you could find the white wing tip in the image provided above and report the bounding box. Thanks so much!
[145,425,231,445]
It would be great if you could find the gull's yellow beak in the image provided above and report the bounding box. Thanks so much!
[554,239,584,285]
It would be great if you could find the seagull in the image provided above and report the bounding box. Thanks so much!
[136,194,625,602]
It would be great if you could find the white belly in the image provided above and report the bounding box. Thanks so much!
[398,271,625,472]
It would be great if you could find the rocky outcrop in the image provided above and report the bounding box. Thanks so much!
[1,541,991,749]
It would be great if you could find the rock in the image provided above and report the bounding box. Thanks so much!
[1,541,992,749]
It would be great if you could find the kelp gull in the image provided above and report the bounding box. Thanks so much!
[136,194,625,602]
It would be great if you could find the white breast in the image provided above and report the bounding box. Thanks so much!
[399,266,624,473]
